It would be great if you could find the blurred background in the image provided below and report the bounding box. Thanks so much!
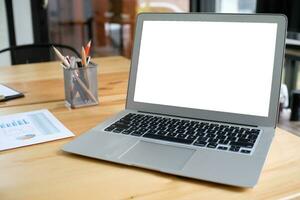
[1,0,300,91]
[46,0,258,58]
[3,0,299,90]
[2,0,300,91]
[1,0,299,60]
[4,0,299,62]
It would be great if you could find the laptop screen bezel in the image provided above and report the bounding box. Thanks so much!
[126,13,287,127]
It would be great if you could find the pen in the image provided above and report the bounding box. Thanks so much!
[52,46,70,68]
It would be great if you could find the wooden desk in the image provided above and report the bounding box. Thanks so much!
[1,57,300,200]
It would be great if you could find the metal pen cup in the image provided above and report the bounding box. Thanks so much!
[63,61,99,108]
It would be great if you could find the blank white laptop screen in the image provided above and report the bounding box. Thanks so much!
[134,21,278,117]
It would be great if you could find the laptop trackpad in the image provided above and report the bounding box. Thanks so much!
[120,141,195,171]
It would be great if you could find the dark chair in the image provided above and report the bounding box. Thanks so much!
[0,43,81,65]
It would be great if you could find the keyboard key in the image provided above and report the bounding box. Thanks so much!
[216,135,226,140]
[208,138,218,143]
[205,132,214,137]
[131,131,144,136]
[187,135,197,140]
[143,133,194,144]
[207,143,217,148]
[237,138,256,144]
[237,139,250,143]
[122,130,132,135]
[104,126,115,132]
[175,129,186,134]
[248,135,258,140]
[217,146,228,150]
[137,128,148,134]
[229,146,240,152]
[148,130,157,134]
[167,132,177,137]
[227,136,237,141]
[186,130,196,135]
[251,129,260,133]
[140,124,148,128]
[112,128,123,133]
[197,137,208,142]
[157,131,167,136]
[218,140,226,145]
[241,149,251,154]
[114,123,129,129]
[230,142,254,148]
[207,129,217,134]
[177,133,187,139]
[193,141,207,147]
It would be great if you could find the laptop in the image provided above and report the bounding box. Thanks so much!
[63,13,287,187]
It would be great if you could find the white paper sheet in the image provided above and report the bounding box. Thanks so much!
[0,84,19,96]
[0,109,74,151]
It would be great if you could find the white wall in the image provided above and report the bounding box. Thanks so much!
[0,0,34,67]
[12,0,34,45]
[0,0,11,67]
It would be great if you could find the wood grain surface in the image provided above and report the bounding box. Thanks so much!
[1,57,300,200]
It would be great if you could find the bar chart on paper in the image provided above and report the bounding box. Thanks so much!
[0,109,74,151]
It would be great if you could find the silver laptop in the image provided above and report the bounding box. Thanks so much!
[63,13,287,187]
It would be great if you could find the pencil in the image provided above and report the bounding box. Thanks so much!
[73,72,97,102]
[52,46,70,68]
[81,47,87,67]
[86,56,91,66]
[85,40,91,56]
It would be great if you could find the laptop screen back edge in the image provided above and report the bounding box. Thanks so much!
[126,13,287,127]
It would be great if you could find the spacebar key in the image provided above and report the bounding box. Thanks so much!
[143,134,193,144]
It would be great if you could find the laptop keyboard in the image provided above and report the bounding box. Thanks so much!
[104,113,261,155]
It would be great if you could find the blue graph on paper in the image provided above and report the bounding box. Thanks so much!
[0,113,60,138]
[0,110,74,151]
[0,119,30,129]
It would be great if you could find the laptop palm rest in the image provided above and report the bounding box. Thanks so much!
[120,141,195,171]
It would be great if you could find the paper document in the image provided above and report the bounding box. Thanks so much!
[0,109,74,151]
[0,84,24,101]
[0,84,19,96]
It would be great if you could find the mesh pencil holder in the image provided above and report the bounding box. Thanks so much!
[63,62,99,108]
